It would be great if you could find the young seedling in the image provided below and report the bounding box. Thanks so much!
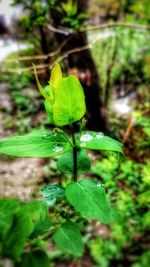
[0,64,124,262]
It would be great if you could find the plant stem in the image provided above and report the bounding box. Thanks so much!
[71,125,78,182]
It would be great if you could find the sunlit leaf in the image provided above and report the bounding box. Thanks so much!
[53,75,86,126]
[49,63,62,89]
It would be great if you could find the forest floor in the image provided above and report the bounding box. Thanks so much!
[0,82,46,199]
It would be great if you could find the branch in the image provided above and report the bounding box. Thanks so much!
[46,22,150,35]
[80,22,150,32]
[3,22,150,64]
[47,24,74,36]
[1,22,150,73]
[1,44,91,74]
[122,117,136,144]
[4,38,70,63]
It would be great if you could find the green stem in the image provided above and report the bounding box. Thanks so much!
[71,125,78,182]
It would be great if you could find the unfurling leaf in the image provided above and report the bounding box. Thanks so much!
[53,75,86,126]
[33,63,86,126]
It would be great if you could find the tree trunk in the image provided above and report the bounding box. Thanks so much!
[50,0,107,131]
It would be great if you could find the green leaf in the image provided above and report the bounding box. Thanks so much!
[65,179,113,223]
[0,130,71,157]
[44,99,54,124]
[24,200,48,223]
[33,64,47,99]
[30,215,52,239]
[53,75,86,126]
[57,149,91,174]
[41,184,65,206]
[15,250,51,267]
[0,199,20,242]
[78,131,124,155]
[23,201,52,238]
[49,63,62,88]
[52,221,84,257]
[3,208,34,260]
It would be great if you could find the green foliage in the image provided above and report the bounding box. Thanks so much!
[0,199,20,242]
[86,139,150,267]
[41,184,65,206]
[34,64,86,126]
[52,221,84,257]
[3,208,34,260]
[57,148,91,174]
[61,0,87,30]
[1,0,150,265]
[52,75,86,126]
[0,129,71,157]
[15,250,51,267]
[0,63,124,264]
[79,131,123,155]
[61,0,78,17]
[90,28,150,102]
[66,179,113,223]
[0,199,51,261]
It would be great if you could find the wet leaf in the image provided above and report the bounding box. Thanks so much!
[65,179,113,224]
[41,184,65,206]
[0,130,71,157]
[78,131,124,155]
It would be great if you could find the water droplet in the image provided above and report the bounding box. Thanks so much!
[96,133,104,139]
[80,134,93,142]
[44,196,56,206]
[80,143,86,147]
[97,182,103,187]
[53,145,63,153]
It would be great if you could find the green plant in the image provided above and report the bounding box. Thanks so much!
[61,0,87,30]
[0,64,124,265]
[90,27,150,103]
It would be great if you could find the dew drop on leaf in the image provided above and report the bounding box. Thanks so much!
[44,196,56,206]
[96,182,103,187]
[80,143,86,147]
[53,145,63,153]
[96,133,104,139]
[80,134,93,142]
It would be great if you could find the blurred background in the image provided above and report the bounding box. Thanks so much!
[0,0,150,266]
